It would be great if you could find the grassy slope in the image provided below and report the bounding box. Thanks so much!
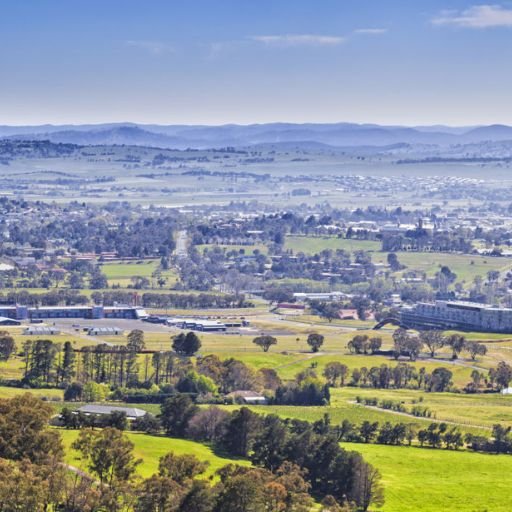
[352,443,512,512]
[59,429,249,479]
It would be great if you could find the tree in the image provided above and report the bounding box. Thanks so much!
[221,407,261,457]
[446,334,466,360]
[465,341,487,361]
[0,331,15,361]
[180,480,216,512]
[369,337,382,354]
[359,421,379,443]
[419,330,445,358]
[60,340,75,383]
[387,252,404,271]
[495,361,512,390]
[215,470,265,512]
[323,362,349,387]
[68,271,85,289]
[160,394,199,436]
[173,331,202,356]
[187,406,229,442]
[252,335,277,353]
[127,329,145,352]
[428,367,452,392]
[158,452,209,485]
[72,427,140,510]
[90,270,108,289]
[349,458,385,512]
[348,335,370,355]
[64,381,83,401]
[307,333,324,353]
[251,414,288,472]
[0,394,63,465]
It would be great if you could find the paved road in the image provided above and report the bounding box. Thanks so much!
[174,230,188,258]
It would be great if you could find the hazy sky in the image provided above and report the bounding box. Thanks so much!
[1,0,512,126]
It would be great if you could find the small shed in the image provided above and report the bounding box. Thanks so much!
[227,390,268,405]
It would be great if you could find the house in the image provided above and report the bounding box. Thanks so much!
[76,404,147,420]
[227,390,267,405]
[338,309,358,320]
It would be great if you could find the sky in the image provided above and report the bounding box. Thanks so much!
[1,0,512,126]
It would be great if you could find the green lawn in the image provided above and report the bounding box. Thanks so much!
[100,259,178,287]
[382,252,512,284]
[285,236,380,255]
[0,385,63,400]
[352,443,512,512]
[59,429,250,479]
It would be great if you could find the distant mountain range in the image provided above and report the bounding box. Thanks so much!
[1,122,512,149]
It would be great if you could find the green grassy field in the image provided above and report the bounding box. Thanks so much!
[59,429,249,479]
[387,252,512,283]
[333,387,512,431]
[0,385,63,400]
[100,259,178,287]
[352,443,512,512]
[284,234,512,285]
[285,236,381,255]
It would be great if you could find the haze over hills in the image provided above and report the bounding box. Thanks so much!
[1,122,512,149]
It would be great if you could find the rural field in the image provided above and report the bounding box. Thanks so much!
[59,429,249,479]
[352,443,512,512]
[58,425,512,512]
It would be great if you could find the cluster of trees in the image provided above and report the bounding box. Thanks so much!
[90,290,251,308]
[381,227,473,254]
[0,289,89,306]
[252,333,324,353]
[392,329,487,362]
[347,335,382,355]
[322,361,453,392]
[62,396,384,511]
[336,417,464,449]
[5,201,177,258]
[56,346,284,404]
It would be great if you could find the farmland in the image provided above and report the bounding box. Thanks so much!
[353,443,512,512]
[59,429,249,479]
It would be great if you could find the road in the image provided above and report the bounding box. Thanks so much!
[174,230,188,258]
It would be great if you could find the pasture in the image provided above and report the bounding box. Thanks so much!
[100,259,178,288]
[353,443,512,512]
[285,236,380,255]
[59,429,249,478]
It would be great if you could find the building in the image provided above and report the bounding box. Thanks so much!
[0,316,20,326]
[293,291,347,302]
[227,390,267,405]
[76,404,147,420]
[23,326,61,336]
[87,326,124,336]
[0,305,148,321]
[400,300,512,333]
